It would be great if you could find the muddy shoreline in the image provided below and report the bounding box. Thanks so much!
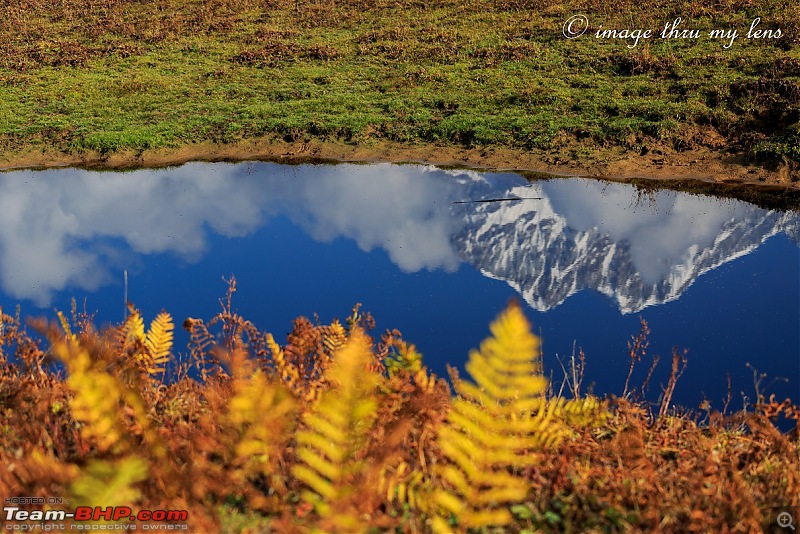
[2,138,799,210]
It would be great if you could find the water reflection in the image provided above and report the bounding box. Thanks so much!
[0,163,465,305]
[2,161,798,408]
[0,164,797,312]
[272,165,462,273]
[456,179,798,312]
[0,163,797,314]
[0,165,271,305]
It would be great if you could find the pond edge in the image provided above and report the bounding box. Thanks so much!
[2,137,799,211]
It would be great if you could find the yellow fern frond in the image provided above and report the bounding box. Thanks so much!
[56,310,76,343]
[559,395,611,431]
[143,311,174,375]
[123,310,146,346]
[267,332,300,390]
[70,456,149,508]
[291,328,379,531]
[228,367,296,483]
[53,339,127,453]
[379,461,411,503]
[385,338,425,376]
[320,319,347,355]
[433,302,564,531]
[52,332,168,459]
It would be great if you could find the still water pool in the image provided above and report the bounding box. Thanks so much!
[1,162,798,410]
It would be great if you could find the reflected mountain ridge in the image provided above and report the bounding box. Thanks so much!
[453,182,799,313]
[0,162,796,314]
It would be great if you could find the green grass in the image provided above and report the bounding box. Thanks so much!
[0,0,798,167]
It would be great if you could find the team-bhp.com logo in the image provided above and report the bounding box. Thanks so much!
[4,506,188,530]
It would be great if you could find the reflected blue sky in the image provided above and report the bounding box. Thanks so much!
[0,162,797,409]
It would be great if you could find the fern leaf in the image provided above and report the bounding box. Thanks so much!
[293,463,338,500]
[433,303,563,530]
[56,310,76,342]
[144,311,174,374]
[562,395,611,428]
[320,319,347,356]
[291,328,379,531]
[296,425,346,461]
[227,365,296,488]
[70,457,149,508]
[50,331,168,460]
[379,460,433,516]
[124,310,146,345]
[385,338,425,376]
[433,490,465,516]
[52,339,126,452]
[266,332,299,390]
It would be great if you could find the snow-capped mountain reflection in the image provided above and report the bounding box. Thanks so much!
[454,178,799,312]
[0,162,796,312]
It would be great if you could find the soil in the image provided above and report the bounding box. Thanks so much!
[1,137,799,204]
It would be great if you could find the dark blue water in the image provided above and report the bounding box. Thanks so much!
[0,162,797,412]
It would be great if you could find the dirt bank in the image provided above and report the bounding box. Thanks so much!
[2,137,799,209]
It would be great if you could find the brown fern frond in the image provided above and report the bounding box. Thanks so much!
[0,449,79,501]
[346,302,376,333]
[284,316,322,383]
[278,316,356,402]
[2,314,48,377]
[182,317,220,380]
[236,320,277,372]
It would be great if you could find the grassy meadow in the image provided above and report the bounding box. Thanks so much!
[0,0,798,174]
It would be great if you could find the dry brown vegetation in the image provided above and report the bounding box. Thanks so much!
[1,280,798,532]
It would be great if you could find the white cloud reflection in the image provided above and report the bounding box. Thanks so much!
[0,163,462,306]
[274,165,461,273]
